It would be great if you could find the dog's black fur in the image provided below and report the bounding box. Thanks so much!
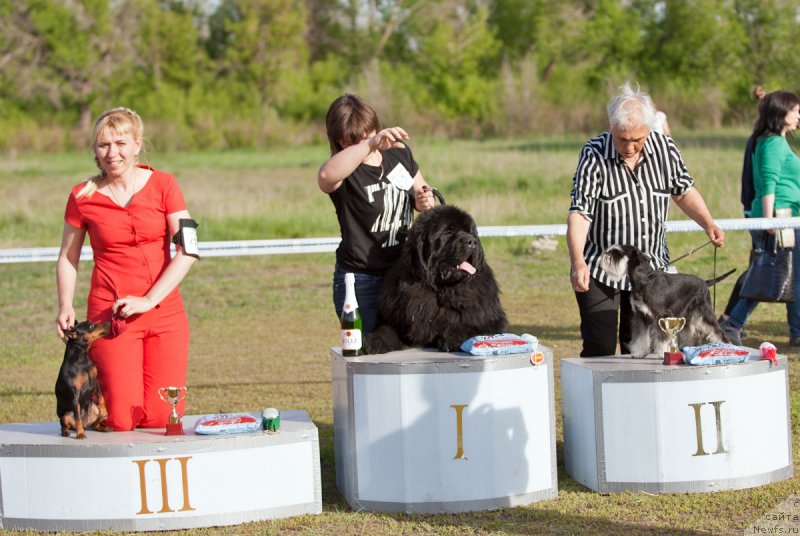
[364,205,509,354]
[55,321,112,439]
[600,244,734,358]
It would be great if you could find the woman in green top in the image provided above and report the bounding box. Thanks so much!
[720,90,800,346]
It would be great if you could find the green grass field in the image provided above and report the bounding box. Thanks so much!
[0,133,797,535]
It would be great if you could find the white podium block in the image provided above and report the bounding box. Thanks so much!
[561,355,793,493]
[0,410,321,531]
[332,346,557,513]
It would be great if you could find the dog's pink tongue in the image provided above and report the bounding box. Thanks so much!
[458,261,476,275]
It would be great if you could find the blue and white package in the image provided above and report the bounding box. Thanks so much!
[683,342,751,366]
[194,413,261,435]
[460,333,538,356]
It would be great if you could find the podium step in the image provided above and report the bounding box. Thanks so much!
[0,410,321,531]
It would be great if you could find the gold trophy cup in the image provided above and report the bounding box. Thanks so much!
[658,317,686,365]
[159,386,187,435]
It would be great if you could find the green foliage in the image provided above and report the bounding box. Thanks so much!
[130,0,206,91]
[1,0,800,152]
[23,0,116,129]
[645,0,747,88]
[488,0,542,59]
[28,0,109,72]
[578,0,645,89]
[409,4,502,122]
[217,0,310,111]
[728,0,800,117]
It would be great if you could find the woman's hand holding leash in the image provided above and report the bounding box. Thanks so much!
[56,306,76,343]
[706,224,725,247]
[113,296,156,318]
[416,186,436,211]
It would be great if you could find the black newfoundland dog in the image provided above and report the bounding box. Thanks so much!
[363,205,509,354]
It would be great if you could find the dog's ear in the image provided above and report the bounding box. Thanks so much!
[64,327,78,341]
[406,224,423,268]
[627,247,649,267]
[419,228,440,290]
[404,223,433,289]
[411,220,438,290]
[640,250,656,269]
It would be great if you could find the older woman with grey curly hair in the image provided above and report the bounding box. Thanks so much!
[566,82,725,357]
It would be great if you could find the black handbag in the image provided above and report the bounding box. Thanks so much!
[740,232,795,303]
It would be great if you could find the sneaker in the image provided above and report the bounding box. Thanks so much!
[790,336,800,347]
[719,318,743,346]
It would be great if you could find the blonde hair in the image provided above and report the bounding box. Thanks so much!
[76,107,145,199]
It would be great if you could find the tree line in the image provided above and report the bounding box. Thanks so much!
[1,0,798,153]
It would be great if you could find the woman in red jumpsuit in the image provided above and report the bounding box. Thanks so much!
[56,107,198,431]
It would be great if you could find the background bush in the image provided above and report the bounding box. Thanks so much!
[1,0,799,153]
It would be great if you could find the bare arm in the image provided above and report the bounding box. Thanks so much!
[113,210,197,318]
[56,222,86,340]
[317,127,410,193]
[567,212,592,292]
[762,193,777,234]
[672,188,725,246]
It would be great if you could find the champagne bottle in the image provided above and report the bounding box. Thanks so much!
[340,273,363,356]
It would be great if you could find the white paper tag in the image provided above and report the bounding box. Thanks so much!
[385,163,414,191]
[182,226,199,256]
[775,208,795,248]
[778,228,795,248]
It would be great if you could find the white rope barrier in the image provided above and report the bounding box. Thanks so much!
[2,217,799,264]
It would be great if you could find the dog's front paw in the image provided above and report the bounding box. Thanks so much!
[93,422,112,433]
[75,432,86,440]
[60,428,70,437]
[436,337,461,353]
[363,326,405,355]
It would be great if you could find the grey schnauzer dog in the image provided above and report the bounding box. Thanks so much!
[600,244,734,358]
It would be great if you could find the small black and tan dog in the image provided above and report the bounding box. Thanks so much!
[56,321,112,439]
[600,244,734,358]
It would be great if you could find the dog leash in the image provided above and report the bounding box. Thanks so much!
[670,239,718,310]
[713,245,718,311]
[669,240,713,264]
[421,185,446,205]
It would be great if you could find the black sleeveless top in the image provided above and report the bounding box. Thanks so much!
[329,146,419,274]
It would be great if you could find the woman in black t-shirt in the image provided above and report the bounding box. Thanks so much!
[318,94,435,334]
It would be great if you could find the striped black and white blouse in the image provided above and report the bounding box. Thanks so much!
[569,130,694,290]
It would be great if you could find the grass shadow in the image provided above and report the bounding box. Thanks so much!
[376,500,712,535]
